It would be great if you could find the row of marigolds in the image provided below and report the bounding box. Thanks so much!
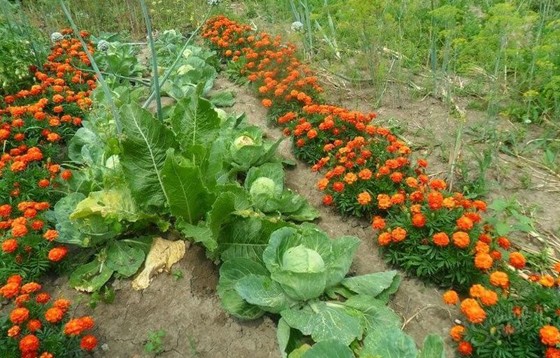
[203,15,560,357]
[0,30,98,357]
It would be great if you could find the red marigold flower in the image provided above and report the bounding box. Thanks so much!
[540,325,560,346]
[497,236,510,250]
[457,341,473,355]
[10,307,30,324]
[442,290,459,305]
[27,319,42,332]
[508,252,526,269]
[432,232,449,247]
[80,335,98,351]
[19,334,40,353]
[546,347,560,358]
[332,182,344,193]
[36,292,51,304]
[322,195,333,206]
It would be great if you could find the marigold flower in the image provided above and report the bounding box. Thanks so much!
[80,335,98,351]
[540,274,555,288]
[460,298,486,324]
[469,284,485,298]
[21,282,41,294]
[433,232,449,247]
[64,318,84,336]
[490,250,502,261]
[497,237,510,249]
[512,306,522,317]
[508,252,526,269]
[19,334,40,353]
[371,216,385,230]
[357,192,372,206]
[10,307,30,324]
[12,224,28,238]
[457,341,473,355]
[36,292,51,304]
[429,178,446,190]
[546,348,560,358]
[7,325,20,337]
[474,241,490,254]
[45,307,64,323]
[0,282,20,298]
[452,231,470,249]
[480,289,498,306]
[322,195,333,206]
[442,290,459,305]
[390,193,405,205]
[377,194,391,210]
[43,229,59,241]
[2,238,18,253]
[411,213,426,228]
[427,191,443,210]
[391,227,407,242]
[39,352,54,358]
[377,232,392,246]
[343,172,358,185]
[332,181,344,192]
[540,325,560,346]
[261,98,272,107]
[390,172,403,183]
[27,319,42,332]
[48,246,68,262]
[358,169,372,180]
[456,216,473,231]
[449,325,465,342]
[489,271,509,288]
[79,316,95,330]
[474,253,493,270]
[53,299,71,313]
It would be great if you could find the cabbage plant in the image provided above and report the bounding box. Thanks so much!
[217,226,445,357]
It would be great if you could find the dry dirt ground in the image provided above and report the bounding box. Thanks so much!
[48,71,559,357]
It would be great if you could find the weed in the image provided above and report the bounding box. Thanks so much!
[144,329,167,355]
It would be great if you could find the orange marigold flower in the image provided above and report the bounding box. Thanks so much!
[443,290,459,305]
[10,307,30,324]
[469,284,485,298]
[39,352,54,358]
[371,216,385,230]
[474,241,490,254]
[80,335,98,351]
[456,216,474,231]
[79,316,95,330]
[540,274,555,288]
[322,195,333,206]
[12,224,28,238]
[554,262,560,273]
[457,341,473,356]
[433,232,449,247]
[512,306,522,317]
[489,271,509,288]
[48,246,68,262]
[390,172,403,183]
[2,238,18,253]
[0,282,20,298]
[449,325,465,342]
[490,250,502,261]
[357,191,372,205]
[19,334,40,353]
[546,348,560,358]
[358,169,372,180]
[391,227,407,242]
[7,325,20,337]
[480,289,498,306]
[429,178,446,190]
[460,298,486,324]
[53,299,71,313]
[509,252,526,269]
[411,213,426,228]
[390,193,405,205]
[261,99,272,107]
[343,172,358,185]
[427,191,443,210]
[474,253,493,270]
[377,194,391,210]
[45,307,64,324]
[540,325,560,346]
[64,319,84,336]
[377,232,392,246]
[21,282,41,294]
[452,231,470,249]
[43,229,59,241]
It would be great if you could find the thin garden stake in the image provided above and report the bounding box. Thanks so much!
[139,0,162,122]
[58,0,122,135]
[142,8,212,110]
